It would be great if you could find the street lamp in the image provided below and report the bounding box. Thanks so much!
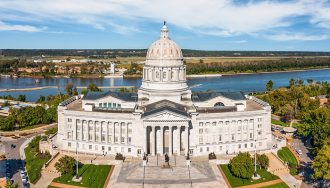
[252,139,260,180]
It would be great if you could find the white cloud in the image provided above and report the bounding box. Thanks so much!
[227,40,248,44]
[267,33,328,41]
[0,21,47,32]
[0,0,329,38]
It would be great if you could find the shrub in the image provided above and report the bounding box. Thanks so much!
[115,153,125,161]
[257,154,269,169]
[229,152,254,179]
[55,155,76,175]
[208,152,216,160]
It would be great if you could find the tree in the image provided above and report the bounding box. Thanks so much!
[229,152,254,179]
[307,79,314,84]
[266,80,274,91]
[257,154,269,169]
[289,78,295,88]
[55,155,76,175]
[65,82,78,96]
[17,94,26,102]
[312,141,330,179]
[87,83,101,92]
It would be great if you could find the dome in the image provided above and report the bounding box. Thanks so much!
[146,23,183,66]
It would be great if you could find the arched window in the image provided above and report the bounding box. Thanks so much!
[156,71,160,79]
[214,102,225,107]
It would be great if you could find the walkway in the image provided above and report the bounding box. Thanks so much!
[267,153,301,188]
[108,155,227,188]
[49,182,84,188]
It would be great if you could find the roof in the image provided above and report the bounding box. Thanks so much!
[192,91,246,102]
[83,91,137,102]
[142,100,189,118]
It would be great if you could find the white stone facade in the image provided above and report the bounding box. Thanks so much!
[56,23,272,157]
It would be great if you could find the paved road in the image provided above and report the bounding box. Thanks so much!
[1,133,39,188]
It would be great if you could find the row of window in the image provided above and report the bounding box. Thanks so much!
[98,102,121,109]
[199,118,262,127]
[67,142,138,153]
[199,142,263,153]
[199,131,262,144]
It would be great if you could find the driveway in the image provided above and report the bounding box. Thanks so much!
[1,133,40,188]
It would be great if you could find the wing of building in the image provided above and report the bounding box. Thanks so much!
[57,23,273,157]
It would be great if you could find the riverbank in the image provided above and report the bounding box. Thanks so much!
[0,86,57,92]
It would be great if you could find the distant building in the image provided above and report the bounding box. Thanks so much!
[110,63,115,74]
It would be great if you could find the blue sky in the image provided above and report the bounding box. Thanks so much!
[1,0,330,51]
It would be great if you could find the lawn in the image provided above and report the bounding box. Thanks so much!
[277,147,298,175]
[219,164,279,188]
[53,164,112,188]
[24,136,51,184]
[261,182,289,188]
[271,119,289,127]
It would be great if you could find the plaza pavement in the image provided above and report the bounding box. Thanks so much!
[108,155,227,188]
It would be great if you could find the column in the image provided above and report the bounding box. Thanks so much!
[120,123,122,144]
[184,126,189,155]
[126,123,129,144]
[169,126,172,155]
[150,126,155,156]
[99,122,102,143]
[93,121,96,142]
[113,122,116,143]
[144,126,148,154]
[160,126,163,155]
[177,127,180,155]
[106,122,109,143]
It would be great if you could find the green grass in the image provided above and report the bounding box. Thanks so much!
[271,119,289,127]
[53,164,112,188]
[261,182,290,188]
[24,137,51,184]
[277,147,298,175]
[219,164,279,187]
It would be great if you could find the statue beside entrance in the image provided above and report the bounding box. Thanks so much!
[163,153,170,168]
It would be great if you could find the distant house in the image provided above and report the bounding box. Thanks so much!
[317,95,328,105]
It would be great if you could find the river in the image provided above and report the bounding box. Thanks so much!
[1,69,330,102]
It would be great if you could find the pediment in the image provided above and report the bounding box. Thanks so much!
[143,110,190,121]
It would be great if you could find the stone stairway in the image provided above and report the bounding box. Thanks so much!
[147,155,187,167]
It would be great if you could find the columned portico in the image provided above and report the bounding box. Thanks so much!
[145,124,189,156]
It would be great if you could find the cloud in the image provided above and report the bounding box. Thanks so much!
[0,21,47,32]
[266,33,328,41]
[0,0,329,37]
[227,40,248,44]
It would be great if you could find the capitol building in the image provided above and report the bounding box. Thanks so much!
[57,23,273,157]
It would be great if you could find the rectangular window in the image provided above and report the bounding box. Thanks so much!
[251,143,254,147]
[250,133,253,139]
[200,147,203,152]
[103,103,107,108]
[108,135,112,143]
[219,146,222,151]
[118,104,121,108]
[219,135,222,142]
[199,128,203,134]
[128,148,131,152]
[231,134,235,141]
[238,144,241,149]
[113,103,117,108]
[250,119,254,123]
[102,146,105,151]
[199,136,203,144]
[138,149,141,154]
[199,122,203,127]
[108,103,112,108]
[121,137,125,143]
[245,144,247,148]
[206,147,209,152]
[115,137,118,142]
[89,145,92,149]
[68,118,72,122]
[99,103,102,107]
[108,147,111,151]
[68,142,71,147]
[212,122,216,126]
[128,137,132,143]
[101,135,105,142]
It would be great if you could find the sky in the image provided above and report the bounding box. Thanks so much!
[1,0,330,51]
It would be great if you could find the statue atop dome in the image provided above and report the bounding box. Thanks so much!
[161,21,169,38]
